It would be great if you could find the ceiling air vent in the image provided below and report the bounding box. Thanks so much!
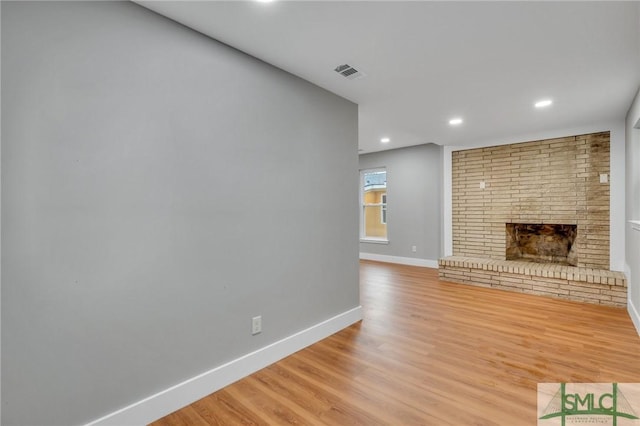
[334,64,366,80]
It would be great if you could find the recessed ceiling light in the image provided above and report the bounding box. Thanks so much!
[535,99,553,108]
[449,118,463,126]
[255,0,274,3]
[380,137,390,143]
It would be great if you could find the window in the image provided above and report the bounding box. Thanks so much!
[361,168,387,242]
[381,194,387,224]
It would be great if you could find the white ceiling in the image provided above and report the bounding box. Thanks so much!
[137,1,640,153]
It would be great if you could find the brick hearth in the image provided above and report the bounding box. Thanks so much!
[438,256,626,307]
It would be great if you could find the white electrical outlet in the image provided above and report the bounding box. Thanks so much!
[411,245,417,252]
[599,173,608,184]
[252,316,262,335]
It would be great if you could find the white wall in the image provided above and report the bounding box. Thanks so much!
[1,2,360,425]
[359,144,442,267]
[443,121,626,273]
[625,87,640,335]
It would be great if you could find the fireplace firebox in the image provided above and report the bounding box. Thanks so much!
[505,223,577,266]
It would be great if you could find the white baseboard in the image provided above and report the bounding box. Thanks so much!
[625,263,640,336]
[85,306,363,426]
[629,297,640,337]
[359,252,438,268]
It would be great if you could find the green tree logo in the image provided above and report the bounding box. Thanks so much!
[540,383,639,425]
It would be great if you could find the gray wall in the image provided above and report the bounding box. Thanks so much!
[626,2,640,332]
[359,144,443,261]
[626,86,640,333]
[1,2,359,425]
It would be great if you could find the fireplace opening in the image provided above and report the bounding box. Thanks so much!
[506,223,577,266]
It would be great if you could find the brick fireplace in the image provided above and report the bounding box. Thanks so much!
[439,132,627,307]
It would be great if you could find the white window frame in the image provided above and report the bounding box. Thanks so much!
[360,167,389,243]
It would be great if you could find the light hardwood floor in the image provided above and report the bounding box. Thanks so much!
[152,260,640,425]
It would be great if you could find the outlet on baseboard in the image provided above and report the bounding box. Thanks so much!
[252,316,262,335]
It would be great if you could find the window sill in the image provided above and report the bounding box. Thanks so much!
[360,238,389,245]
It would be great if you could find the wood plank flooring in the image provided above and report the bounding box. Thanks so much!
[152,261,640,425]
